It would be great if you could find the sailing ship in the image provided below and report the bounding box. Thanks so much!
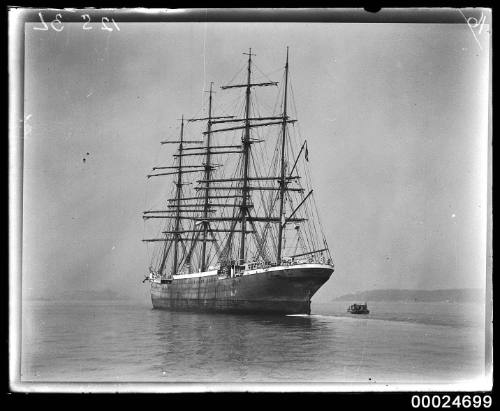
[142,48,334,314]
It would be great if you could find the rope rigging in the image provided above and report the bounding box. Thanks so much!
[143,48,332,275]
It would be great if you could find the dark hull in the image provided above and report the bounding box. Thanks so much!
[151,265,333,314]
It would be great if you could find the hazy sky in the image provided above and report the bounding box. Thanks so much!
[21,20,490,301]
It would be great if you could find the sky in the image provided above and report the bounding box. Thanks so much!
[20,19,490,302]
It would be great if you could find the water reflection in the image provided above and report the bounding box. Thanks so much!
[151,310,339,381]
[21,302,485,383]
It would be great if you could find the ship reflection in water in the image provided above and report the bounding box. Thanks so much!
[22,301,485,383]
[152,310,339,382]
[148,303,484,383]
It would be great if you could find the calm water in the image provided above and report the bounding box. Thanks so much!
[21,300,486,383]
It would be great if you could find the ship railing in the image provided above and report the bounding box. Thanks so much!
[234,264,246,274]
[287,254,332,266]
[245,261,277,270]
[246,262,260,270]
[243,258,334,271]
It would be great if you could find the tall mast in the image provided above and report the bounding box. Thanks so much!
[239,48,254,264]
[172,116,184,275]
[201,83,214,271]
[277,47,289,263]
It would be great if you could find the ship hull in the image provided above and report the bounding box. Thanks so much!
[150,264,333,314]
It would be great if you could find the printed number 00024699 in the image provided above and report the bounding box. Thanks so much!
[411,395,492,408]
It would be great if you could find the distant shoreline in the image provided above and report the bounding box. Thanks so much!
[25,297,138,303]
[330,288,484,303]
[25,288,485,304]
[24,289,139,303]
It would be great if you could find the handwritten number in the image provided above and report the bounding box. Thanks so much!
[101,17,113,32]
[50,13,64,32]
[460,10,487,51]
[111,18,120,31]
[33,12,49,30]
[82,14,92,30]
[467,16,479,30]
[467,13,486,34]
[478,14,487,35]
[34,12,119,33]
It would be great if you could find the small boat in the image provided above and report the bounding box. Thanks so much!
[347,302,370,314]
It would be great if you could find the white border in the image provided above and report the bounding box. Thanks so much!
[9,7,24,394]
[9,8,493,394]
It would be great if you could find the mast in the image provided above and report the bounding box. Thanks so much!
[239,48,254,264]
[144,48,332,276]
[277,47,289,263]
[201,83,214,271]
[172,116,185,275]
